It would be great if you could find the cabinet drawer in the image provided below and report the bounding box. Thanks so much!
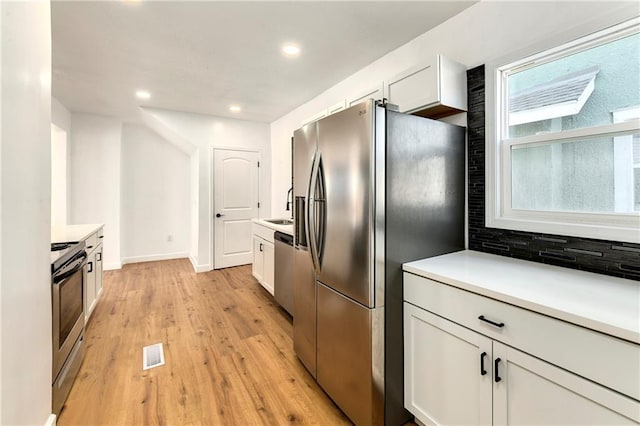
[84,232,99,252]
[252,223,275,243]
[404,272,640,401]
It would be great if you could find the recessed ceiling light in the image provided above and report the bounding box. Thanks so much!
[135,90,151,99]
[282,43,301,57]
[229,105,241,113]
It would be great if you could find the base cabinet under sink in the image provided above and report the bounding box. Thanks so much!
[252,231,274,295]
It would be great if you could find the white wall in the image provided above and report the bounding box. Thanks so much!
[52,98,72,226]
[52,97,71,133]
[270,1,640,219]
[190,153,199,261]
[0,1,54,424]
[142,108,270,272]
[51,124,67,227]
[69,114,122,269]
[121,124,190,263]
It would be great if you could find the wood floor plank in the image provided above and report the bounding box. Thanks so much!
[57,259,351,426]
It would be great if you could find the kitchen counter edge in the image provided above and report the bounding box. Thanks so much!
[252,219,293,236]
[51,224,104,244]
[403,250,640,344]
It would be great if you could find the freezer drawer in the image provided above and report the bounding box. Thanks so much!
[316,282,383,425]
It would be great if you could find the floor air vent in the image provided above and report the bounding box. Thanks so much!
[142,343,165,370]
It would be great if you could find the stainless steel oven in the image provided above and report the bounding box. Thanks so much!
[51,242,87,414]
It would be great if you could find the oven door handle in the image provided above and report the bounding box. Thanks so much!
[53,252,88,284]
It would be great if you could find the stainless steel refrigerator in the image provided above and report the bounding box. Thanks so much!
[293,99,465,425]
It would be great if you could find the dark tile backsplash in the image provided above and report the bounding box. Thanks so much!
[466,65,640,281]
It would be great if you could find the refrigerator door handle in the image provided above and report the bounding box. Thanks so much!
[315,157,326,266]
[307,152,320,272]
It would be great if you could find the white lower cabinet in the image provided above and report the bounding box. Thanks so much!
[84,226,104,323]
[84,250,97,322]
[404,300,640,425]
[252,235,274,295]
[493,342,637,425]
[95,244,103,296]
[404,304,492,426]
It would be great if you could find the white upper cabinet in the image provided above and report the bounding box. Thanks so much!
[298,55,467,128]
[300,110,328,128]
[384,54,467,118]
[327,100,347,115]
[347,84,384,108]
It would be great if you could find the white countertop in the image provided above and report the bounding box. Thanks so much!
[403,250,640,344]
[252,218,293,236]
[51,224,103,243]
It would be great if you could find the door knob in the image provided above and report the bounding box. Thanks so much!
[216,213,224,218]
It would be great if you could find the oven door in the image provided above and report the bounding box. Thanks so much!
[52,263,85,381]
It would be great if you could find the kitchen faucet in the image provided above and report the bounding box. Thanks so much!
[285,187,293,212]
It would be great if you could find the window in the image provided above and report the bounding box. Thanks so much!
[487,17,640,243]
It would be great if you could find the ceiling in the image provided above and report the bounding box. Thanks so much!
[52,1,476,123]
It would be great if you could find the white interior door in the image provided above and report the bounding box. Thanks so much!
[213,149,260,269]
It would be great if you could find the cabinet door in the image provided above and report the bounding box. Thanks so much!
[95,244,103,297]
[493,342,640,425]
[84,251,97,322]
[327,100,346,115]
[252,236,264,283]
[347,85,383,108]
[301,110,328,127]
[404,303,492,426]
[384,58,438,113]
[262,241,275,296]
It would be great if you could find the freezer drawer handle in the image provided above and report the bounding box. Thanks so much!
[494,358,502,383]
[478,315,504,328]
[480,352,487,376]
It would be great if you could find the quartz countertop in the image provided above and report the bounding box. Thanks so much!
[252,218,293,236]
[51,224,103,244]
[403,250,640,344]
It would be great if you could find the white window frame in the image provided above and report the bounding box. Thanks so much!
[486,17,640,244]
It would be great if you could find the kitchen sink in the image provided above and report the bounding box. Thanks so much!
[266,219,293,225]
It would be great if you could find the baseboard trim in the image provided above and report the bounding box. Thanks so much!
[189,256,211,273]
[104,261,122,271]
[121,252,189,266]
[44,414,57,426]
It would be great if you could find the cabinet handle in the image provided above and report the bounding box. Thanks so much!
[480,352,487,376]
[87,245,94,250]
[97,253,102,262]
[99,235,104,239]
[87,261,93,273]
[259,243,263,252]
[478,315,505,328]
[494,357,502,383]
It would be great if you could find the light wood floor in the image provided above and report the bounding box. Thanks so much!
[58,259,351,425]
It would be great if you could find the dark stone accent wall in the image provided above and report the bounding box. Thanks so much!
[467,65,640,281]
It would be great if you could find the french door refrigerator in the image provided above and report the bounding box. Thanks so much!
[293,99,465,425]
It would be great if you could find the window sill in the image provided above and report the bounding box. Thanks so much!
[486,214,640,244]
